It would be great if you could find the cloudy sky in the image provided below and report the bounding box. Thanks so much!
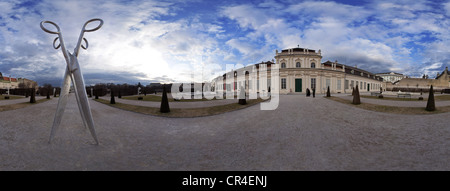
[0,0,449,86]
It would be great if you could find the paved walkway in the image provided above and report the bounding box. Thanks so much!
[0,96,46,106]
[334,93,450,107]
[0,94,449,170]
[99,96,238,108]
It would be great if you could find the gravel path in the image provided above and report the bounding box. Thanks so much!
[0,94,449,170]
[99,96,237,108]
[0,96,46,106]
[335,94,450,107]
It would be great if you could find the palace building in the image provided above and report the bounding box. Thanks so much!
[0,72,37,89]
[388,67,450,91]
[212,47,383,95]
[375,72,408,84]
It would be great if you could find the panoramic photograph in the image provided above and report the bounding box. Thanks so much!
[0,0,449,173]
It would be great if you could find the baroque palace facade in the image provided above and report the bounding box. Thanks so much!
[212,47,383,95]
[0,72,37,89]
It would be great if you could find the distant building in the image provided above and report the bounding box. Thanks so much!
[18,78,38,88]
[212,47,384,95]
[376,72,408,84]
[276,47,383,94]
[389,67,450,91]
[0,72,37,89]
[0,72,19,89]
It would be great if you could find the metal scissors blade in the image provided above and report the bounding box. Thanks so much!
[70,53,99,144]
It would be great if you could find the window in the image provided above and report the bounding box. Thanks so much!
[326,78,331,89]
[351,80,354,88]
[356,81,359,88]
[364,82,366,90]
[281,63,286,68]
[311,62,316,68]
[234,82,237,90]
[296,62,301,68]
[311,78,316,89]
[360,82,362,89]
[345,80,349,89]
[281,78,286,89]
[267,79,271,89]
[337,79,341,90]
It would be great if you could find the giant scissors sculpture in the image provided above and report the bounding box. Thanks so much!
[40,19,103,144]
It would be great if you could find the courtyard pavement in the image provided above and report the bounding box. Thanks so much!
[0,93,449,170]
[334,93,450,107]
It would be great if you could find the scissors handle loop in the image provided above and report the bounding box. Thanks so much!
[83,18,103,32]
[53,37,61,49]
[40,21,60,34]
[81,38,88,50]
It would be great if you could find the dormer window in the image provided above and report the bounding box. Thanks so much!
[311,62,315,68]
[296,62,301,68]
[281,63,286,68]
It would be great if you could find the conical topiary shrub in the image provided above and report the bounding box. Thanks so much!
[46,88,50,99]
[94,89,99,99]
[54,88,57,97]
[352,85,361,105]
[238,86,246,105]
[326,86,331,97]
[118,90,122,98]
[30,88,36,103]
[426,85,435,111]
[160,85,170,113]
[110,90,116,104]
[312,88,315,98]
[306,88,310,97]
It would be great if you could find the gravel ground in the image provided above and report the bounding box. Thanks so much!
[99,96,237,108]
[0,93,449,170]
[335,93,450,107]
